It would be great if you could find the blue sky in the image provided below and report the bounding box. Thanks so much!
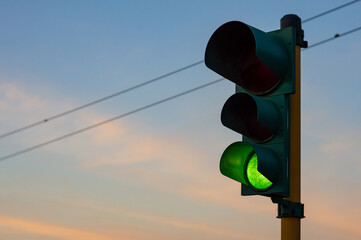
[0,1,361,239]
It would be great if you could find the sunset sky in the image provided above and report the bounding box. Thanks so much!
[1,1,361,239]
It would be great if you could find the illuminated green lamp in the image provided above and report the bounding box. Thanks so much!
[220,142,273,191]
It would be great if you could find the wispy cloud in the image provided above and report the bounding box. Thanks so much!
[318,131,360,154]
[3,80,361,240]
[0,82,46,111]
[0,215,121,240]
[57,199,273,240]
[305,195,361,239]
[181,184,274,215]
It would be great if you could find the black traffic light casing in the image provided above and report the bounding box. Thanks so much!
[205,21,296,197]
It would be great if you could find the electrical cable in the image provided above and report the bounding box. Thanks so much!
[0,60,204,139]
[302,0,361,23]
[2,1,360,140]
[304,25,361,49]
[0,77,224,162]
[1,23,361,162]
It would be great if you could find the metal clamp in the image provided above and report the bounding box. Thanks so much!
[271,197,305,219]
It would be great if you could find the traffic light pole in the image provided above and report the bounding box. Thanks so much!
[280,15,307,240]
[281,43,301,240]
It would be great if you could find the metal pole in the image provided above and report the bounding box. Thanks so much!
[281,44,301,240]
[280,14,306,240]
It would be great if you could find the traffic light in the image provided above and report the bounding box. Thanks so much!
[205,21,296,197]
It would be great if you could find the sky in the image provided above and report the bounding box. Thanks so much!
[0,0,361,239]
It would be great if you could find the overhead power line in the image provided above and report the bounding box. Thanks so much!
[302,0,361,23]
[0,78,224,162]
[305,25,361,49]
[1,23,361,162]
[0,60,204,140]
[2,2,360,140]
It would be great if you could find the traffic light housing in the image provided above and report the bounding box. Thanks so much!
[205,21,296,197]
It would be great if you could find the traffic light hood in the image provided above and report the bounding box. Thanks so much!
[220,142,281,191]
[205,21,289,95]
[221,92,281,142]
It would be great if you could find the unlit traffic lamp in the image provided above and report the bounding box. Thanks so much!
[205,21,297,197]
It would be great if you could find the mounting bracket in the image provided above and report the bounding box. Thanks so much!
[271,197,305,219]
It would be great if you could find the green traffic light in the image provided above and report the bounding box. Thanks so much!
[220,142,273,191]
[206,20,293,197]
[246,152,273,190]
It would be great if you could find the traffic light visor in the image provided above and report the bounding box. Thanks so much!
[221,93,281,143]
[220,142,274,191]
[205,21,289,95]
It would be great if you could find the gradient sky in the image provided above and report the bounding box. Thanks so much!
[1,1,361,239]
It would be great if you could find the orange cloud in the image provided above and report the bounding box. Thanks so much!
[57,199,272,240]
[181,184,274,215]
[83,126,206,175]
[0,83,47,111]
[319,133,359,153]
[305,196,361,239]
[0,215,122,240]
[125,211,271,240]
